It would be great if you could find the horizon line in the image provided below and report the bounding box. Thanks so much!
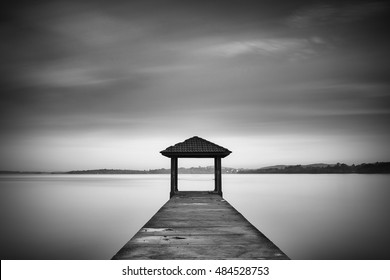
[1,161,389,174]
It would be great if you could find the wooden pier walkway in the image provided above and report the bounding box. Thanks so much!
[112,191,288,259]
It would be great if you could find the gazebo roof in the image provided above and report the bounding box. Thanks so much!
[160,136,232,158]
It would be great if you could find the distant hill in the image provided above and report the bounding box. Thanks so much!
[304,163,336,168]
[66,166,240,174]
[239,162,390,174]
[259,165,287,170]
[260,163,334,170]
[66,169,153,174]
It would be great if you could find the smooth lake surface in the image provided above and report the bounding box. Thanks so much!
[1,174,389,259]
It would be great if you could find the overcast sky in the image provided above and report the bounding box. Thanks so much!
[1,0,389,171]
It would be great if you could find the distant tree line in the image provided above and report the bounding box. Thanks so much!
[66,166,237,174]
[66,169,152,174]
[237,162,390,174]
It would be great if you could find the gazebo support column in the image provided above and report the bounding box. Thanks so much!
[170,157,178,198]
[214,157,222,197]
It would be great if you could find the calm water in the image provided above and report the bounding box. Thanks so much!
[0,174,389,260]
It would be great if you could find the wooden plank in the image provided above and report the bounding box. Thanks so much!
[112,191,289,259]
[113,244,287,260]
[139,226,260,235]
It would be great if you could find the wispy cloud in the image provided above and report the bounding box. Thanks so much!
[205,39,304,56]
[198,37,328,61]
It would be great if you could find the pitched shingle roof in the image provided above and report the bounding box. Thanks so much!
[160,136,232,158]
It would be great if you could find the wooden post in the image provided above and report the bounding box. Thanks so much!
[214,157,217,193]
[174,158,178,192]
[214,157,222,196]
[170,157,178,198]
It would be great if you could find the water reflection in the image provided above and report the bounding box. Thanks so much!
[223,174,390,260]
[0,174,389,259]
[0,175,168,259]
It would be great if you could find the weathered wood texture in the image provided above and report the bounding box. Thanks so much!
[112,191,288,259]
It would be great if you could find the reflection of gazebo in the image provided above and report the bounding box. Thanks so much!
[160,136,232,198]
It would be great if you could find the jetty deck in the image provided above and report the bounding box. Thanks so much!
[112,191,288,259]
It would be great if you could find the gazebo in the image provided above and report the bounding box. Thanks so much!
[160,136,231,198]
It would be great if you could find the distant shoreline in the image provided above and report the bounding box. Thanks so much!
[1,162,389,175]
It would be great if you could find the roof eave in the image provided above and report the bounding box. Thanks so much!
[160,151,231,158]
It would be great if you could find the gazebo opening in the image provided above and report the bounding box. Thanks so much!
[178,158,214,191]
[160,136,231,197]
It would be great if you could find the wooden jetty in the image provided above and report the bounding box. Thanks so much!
[112,191,288,259]
[112,136,288,259]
